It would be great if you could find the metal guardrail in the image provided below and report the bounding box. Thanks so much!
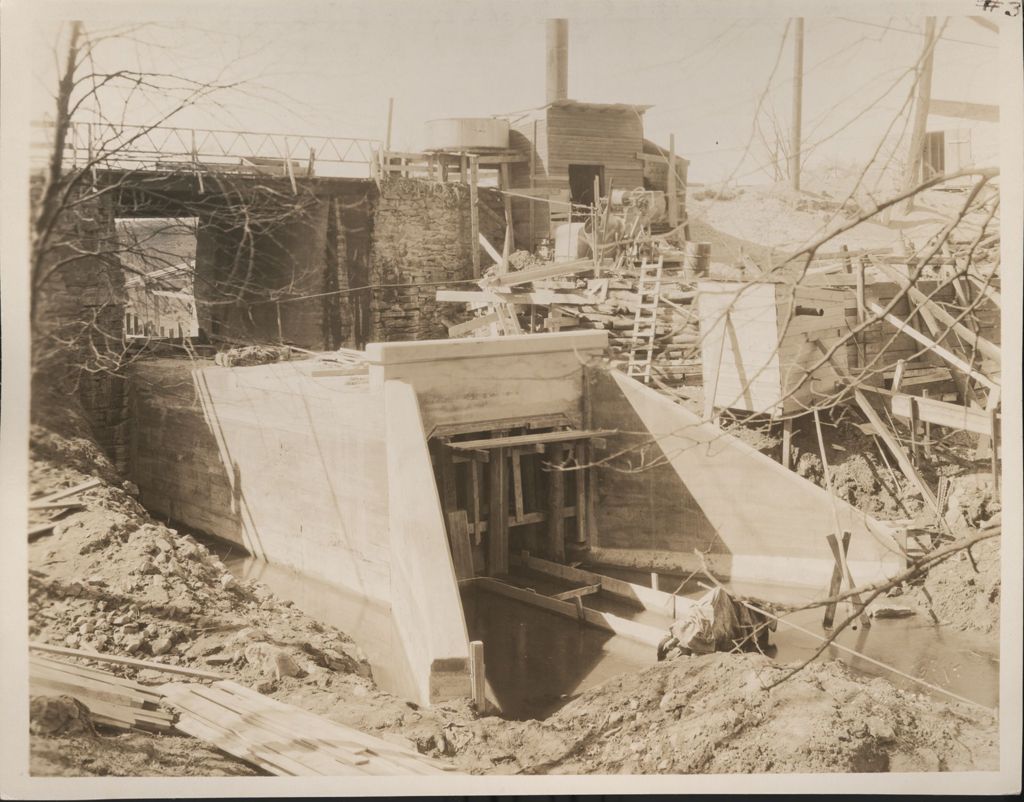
[31,120,382,178]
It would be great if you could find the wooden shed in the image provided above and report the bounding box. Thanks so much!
[697,279,850,417]
[504,100,685,249]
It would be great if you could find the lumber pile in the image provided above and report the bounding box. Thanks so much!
[162,680,454,776]
[29,654,175,733]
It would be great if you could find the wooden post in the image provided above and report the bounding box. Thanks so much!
[511,450,525,520]
[574,443,588,544]
[781,417,793,470]
[530,120,538,249]
[789,17,804,192]
[840,244,851,274]
[500,162,514,253]
[469,155,481,279]
[667,133,679,227]
[901,17,936,213]
[909,396,920,462]
[469,640,486,711]
[822,531,851,629]
[447,511,475,581]
[891,358,907,393]
[814,409,870,629]
[921,389,932,457]
[855,258,866,326]
[546,447,566,563]
[438,441,458,517]
[487,447,509,575]
[385,97,394,152]
[650,572,659,591]
[470,459,482,545]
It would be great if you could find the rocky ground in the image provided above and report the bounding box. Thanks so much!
[26,406,1001,777]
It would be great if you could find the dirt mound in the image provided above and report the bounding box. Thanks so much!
[452,653,997,774]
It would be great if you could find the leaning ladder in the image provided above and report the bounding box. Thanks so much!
[627,256,664,384]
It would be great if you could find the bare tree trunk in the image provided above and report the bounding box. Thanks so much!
[31,20,82,322]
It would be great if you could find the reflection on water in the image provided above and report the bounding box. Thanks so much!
[223,553,421,703]
[461,584,652,720]
[586,563,1000,710]
[206,529,998,720]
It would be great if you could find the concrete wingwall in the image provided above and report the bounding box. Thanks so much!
[128,356,469,707]
[587,368,905,589]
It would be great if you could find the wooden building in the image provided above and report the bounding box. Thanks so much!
[504,100,687,249]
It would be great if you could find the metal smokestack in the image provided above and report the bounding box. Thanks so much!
[546,19,569,103]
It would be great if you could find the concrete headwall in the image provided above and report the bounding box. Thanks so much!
[587,368,905,589]
[367,331,609,435]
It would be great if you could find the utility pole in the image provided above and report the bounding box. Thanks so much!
[789,18,804,192]
[901,17,937,213]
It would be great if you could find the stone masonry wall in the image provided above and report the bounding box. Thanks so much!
[368,178,504,342]
[31,178,130,469]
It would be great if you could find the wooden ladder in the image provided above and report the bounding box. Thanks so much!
[627,257,663,384]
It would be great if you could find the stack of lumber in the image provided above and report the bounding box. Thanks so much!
[162,680,454,776]
[29,654,175,732]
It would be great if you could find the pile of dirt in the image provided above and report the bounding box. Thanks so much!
[27,418,1000,776]
[907,473,1001,634]
[451,653,998,774]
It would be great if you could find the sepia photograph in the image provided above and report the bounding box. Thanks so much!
[1,0,1020,796]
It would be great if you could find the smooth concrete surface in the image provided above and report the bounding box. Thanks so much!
[367,331,609,434]
[384,380,471,703]
[588,368,905,589]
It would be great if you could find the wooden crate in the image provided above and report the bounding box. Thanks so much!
[698,280,850,416]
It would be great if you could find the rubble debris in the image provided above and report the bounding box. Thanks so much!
[213,345,292,367]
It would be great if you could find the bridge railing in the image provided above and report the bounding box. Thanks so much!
[31,120,383,179]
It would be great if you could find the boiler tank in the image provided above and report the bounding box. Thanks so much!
[424,118,510,151]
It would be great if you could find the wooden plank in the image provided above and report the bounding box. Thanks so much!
[891,392,993,436]
[211,681,448,774]
[449,429,613,452]
[551,583,601,601]
[436,289,593,306]
[867,302,997,390]
[474,577,665,648]
[853,389,938,514]
[28,522,56,540]
[478,233,503,267]
[30,642,225,680]
[190,685,373,770]
[32,478,101,505]
[486,257,596,288]
[28,501,85,512]
[447,511,475,581]
[870,260,1001,364]
[487,448,509,575]
[448,312,499,337]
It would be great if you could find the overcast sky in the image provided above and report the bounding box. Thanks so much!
[29,6,1000,183]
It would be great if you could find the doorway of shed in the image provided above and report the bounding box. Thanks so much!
[428,422,595,579]
[568,164,606,219]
